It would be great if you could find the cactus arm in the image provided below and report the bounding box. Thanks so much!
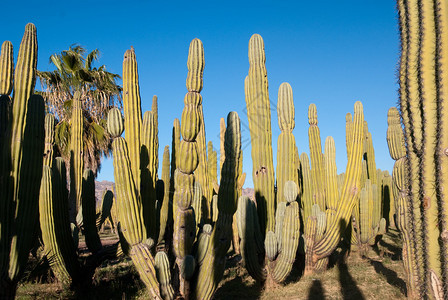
[82,169,102,254]
[219,117,225,177]
[276,82,297,206]
[313,101,364,260]
[0,41,13,96]
[122,47,142,194]
[236,196,266,282]
[141,110,157,240]
[39,164,81,285]
[7,94,44,283]
[157,146,171,245]
[324,136,338,226]
[43,114,55,167]
[272,194,300,282]
[69,91,83,222]
[308,104,326,212]
[112,137,161,299]
[300,152,314,224]
[195,111,243,299]
[151,95,159,181]
[154,251,175,300]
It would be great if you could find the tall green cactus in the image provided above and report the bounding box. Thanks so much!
[195,111,242,300]
[43,114,55,167]
[0,24,45,299]
[0,41,13,96]
[245,34,275,235]
[308,104,326,212]
[157,145,171,245]
[82,169,103,254]
[39,159,81,285]
[173,38,203,298]
[69,91,83,223]
[396,0,448,298]
[276,82,298,206]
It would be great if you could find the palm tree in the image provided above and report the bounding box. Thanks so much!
[38,45,122,175]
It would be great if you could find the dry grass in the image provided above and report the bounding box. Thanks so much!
[16,230,407,300]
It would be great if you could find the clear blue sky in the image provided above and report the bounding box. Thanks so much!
[1,1,399,187]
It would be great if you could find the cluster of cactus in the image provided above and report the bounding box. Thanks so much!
[391,0,448,298]
[108,38,244,300]
[238,34,374,282]
[0,24,45,299]
[0,23,403,299]
[350,120,388,255]
[238,41,302,281]
[302,102,365,274]
[38,101,118,286]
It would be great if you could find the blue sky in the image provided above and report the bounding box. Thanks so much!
[1,1,399,187]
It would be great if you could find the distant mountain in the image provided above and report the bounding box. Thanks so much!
[242,187,254,200]
[95,180,115,202]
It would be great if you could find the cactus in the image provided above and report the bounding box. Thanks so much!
[172,38,203,298]
[276,83,298,206]
[155,251,175,300]
[82,169,102,254]
[308,104,326,212]
[157,146,171,245]
[39,160,81,285]
[0,24,45,299]
[0,41,13,96]
[324,136,338,227]
[245,34,275,235]
[219,117,225,177]
[395,0,448,297]
[271,183,300,282]
[69,91,83,223]
[305,102,364,270]
[109,48,162,299]
[43,114,55,167]
[300,152,314,224]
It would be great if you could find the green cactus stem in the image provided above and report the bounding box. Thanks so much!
[82,169,102,254]
[0,41,13,95]
[308,104,326,212]
[276,83,298,207]
[245,34,275,235]
[311,101,364,263]
[69,91,83,222]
